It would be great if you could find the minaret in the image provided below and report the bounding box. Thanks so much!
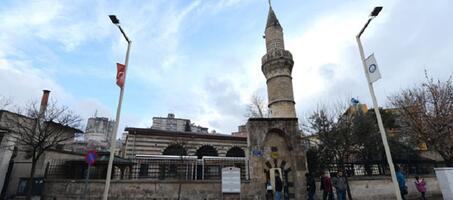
[262,5,296,118]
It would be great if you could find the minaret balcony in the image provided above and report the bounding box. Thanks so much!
[261,49,293,65]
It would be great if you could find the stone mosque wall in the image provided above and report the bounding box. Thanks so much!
[43,176,442,199]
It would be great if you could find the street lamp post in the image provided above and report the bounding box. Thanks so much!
[102,15,132,200]
[356,7,402,200]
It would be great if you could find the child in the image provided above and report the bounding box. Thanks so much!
[414,176,427,200]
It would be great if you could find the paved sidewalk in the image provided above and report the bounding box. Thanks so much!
[407,195,443,200]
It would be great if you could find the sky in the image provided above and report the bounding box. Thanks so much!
[1,0,452,136]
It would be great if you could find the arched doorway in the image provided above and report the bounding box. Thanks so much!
[263,130,294,200]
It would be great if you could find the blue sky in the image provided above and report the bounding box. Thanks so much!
[1,0,452,136]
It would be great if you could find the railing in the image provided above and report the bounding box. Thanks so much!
[132,155,198,180]
[201,156,249,180]
[45,155,250,181]
[322,161,447,177]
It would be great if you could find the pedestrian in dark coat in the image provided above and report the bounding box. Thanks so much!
[275,173,283,200]
[333,171,347,200]
[396,166,407,200]
[306,172,316,200]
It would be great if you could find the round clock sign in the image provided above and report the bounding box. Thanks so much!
[368,64,377,73]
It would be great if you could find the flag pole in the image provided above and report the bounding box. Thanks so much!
[102,23,131,200]
[356,29,402,200]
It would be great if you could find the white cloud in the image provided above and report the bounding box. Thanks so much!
[0,58,70,107]
[73,98,112,120]
[2,0,452,136]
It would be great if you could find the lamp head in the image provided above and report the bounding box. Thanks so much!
[370,6,383,17]
[109,15,120,24]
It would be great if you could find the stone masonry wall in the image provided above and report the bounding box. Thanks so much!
[43,176,442,200]
[43,180,255,200]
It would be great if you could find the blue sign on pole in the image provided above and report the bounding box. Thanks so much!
[85,150,97,166]
[84,150,96,200]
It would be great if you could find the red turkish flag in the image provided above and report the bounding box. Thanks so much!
[116,63,126,88]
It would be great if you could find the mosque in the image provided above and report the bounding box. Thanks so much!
[119,4,307,199]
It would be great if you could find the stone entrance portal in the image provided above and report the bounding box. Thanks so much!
[246,118,307,199]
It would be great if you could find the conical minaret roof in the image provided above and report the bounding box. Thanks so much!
[266,6,281,29]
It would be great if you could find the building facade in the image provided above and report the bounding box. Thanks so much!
[122,128,247,159]
[121,113,242,158]
[152,113,208,133]
[85,117,115,149]
[0,110,81,199]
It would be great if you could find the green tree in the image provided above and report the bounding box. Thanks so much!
[352,110,382,175]
[306,105,358,169]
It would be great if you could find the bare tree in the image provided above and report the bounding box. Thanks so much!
[245,93,268,118]
[389,73,453,166]
[0,95,12,110]
[1,100,81,199]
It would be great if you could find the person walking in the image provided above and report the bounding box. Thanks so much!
[321,171,334,200]
[396,166,408,200]
[414,176,427,200]
[306,172,316,200]
[333,171,347,200]
[275,173,283,200]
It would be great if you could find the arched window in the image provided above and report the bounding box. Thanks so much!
[160,144,187,180]
[162,144,187,156]
[195,145,218,159]
[226,147,245,157]
[195,145,219,180]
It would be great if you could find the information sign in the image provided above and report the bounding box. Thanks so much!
[222,167,241,193]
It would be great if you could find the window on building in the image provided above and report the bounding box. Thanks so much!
[139,164,148,178]
[195,145,219,180]
[162,144,187,179]
[16,177,44,196]
[17,178,27,195]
